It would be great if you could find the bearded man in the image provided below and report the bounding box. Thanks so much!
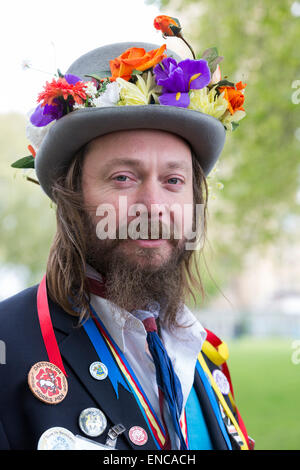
[0,41,252,451]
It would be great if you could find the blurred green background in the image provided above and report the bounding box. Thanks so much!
[0,0,299,450]
[228,337,300,450]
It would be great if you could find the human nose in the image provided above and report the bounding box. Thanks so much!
[132,177,168,220]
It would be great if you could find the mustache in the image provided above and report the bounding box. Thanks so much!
[96,218,181,242]
[125,219,177,240]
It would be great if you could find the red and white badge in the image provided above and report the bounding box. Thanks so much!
[129,426,148,446]
[28,361,68,404]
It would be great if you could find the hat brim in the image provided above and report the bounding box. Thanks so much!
[35,104,226,199]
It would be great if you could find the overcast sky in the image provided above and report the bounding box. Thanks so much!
[0,0,165,114]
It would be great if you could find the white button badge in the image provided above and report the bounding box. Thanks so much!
[89,361,108,381]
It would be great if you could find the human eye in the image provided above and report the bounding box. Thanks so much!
[166,176,185,185]
[110,172,137,187]
[113,175,130,182]
[162,174,186,192]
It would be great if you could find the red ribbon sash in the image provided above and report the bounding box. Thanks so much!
[37,274,67,377]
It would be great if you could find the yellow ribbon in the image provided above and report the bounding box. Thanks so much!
[202,340,229,366]
[198,352,249,450]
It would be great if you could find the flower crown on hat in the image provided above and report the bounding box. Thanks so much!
[12,15,246,173]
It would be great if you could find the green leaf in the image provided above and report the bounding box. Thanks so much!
[11,155,35,169]
[201,47,224,73]
[231,122,240,131]
[169,24,182,36]
[202,47,219,60]
[215,79,235,88]
[171,17,181,28]
[84,71,111,81]
[131,69,143,76]
[57,68,64,78]
[98,78,111,94]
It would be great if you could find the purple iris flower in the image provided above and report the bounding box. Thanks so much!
[30,99,64,127]
[64,73,82,85]
[30,73,82,127]
[153,57,211,108]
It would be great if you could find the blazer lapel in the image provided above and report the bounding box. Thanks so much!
[49,298,160,450]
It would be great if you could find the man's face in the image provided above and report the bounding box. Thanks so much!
[81,129,194,271]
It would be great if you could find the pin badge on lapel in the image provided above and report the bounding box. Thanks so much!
[89,361,108,380]
[78,407,107,437]
[129,426,148,446]
[37,424,126,450]
[28,361,68,404]
[37,427,75,450]
[212,369,230,395]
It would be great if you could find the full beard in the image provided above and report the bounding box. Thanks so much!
[83,212,191,327]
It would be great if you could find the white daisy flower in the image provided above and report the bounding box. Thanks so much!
[84,81,98,99]
[93,81,120,107]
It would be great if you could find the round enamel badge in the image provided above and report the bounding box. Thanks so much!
[129,426,148,446]
[37,427,75,450]
[28,361,68,404]
[89,361,108,381]
[212,369,230,395]
[78,407,107,437]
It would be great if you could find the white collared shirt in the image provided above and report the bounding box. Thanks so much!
[86,264,207,449]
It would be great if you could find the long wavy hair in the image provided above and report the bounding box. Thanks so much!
[46,144,209,326]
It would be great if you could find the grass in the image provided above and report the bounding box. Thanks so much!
[226,337,300,450]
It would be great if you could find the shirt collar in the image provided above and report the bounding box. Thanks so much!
[89,293,206,355]
[86,263,207,355]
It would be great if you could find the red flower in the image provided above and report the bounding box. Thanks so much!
[37,77,87,107]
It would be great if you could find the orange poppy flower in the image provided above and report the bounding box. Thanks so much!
[218,81,247,115]
[153,15,181,37]
[110,45,167,81]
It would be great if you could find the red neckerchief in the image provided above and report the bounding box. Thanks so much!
[86,276,107,298]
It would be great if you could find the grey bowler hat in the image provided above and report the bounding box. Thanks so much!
[34,42,226,200]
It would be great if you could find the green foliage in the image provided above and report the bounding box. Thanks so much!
[201,47,223,74]
[97,78,112,93]
[152,0,300,303]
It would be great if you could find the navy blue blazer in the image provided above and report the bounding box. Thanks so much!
[0,285,243,450]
